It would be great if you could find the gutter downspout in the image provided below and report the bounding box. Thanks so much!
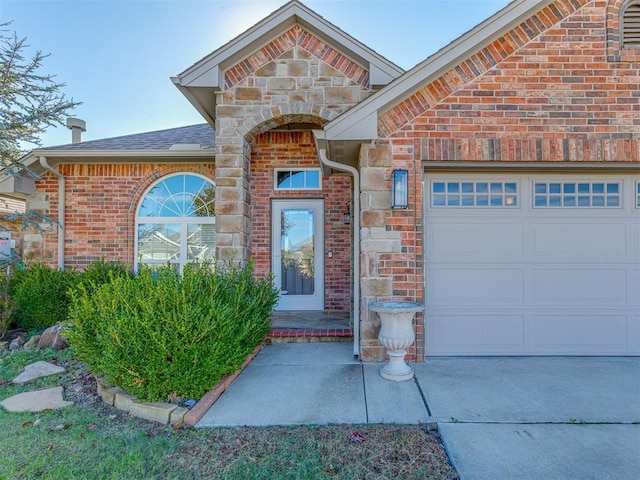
[39,157,65,270]
[317,149,361,359]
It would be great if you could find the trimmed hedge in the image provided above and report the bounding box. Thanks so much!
[9,263,78,330]
[65,262,278,402]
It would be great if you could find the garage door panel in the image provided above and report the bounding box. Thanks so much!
[429,268,524,304]
[429,222,524,260]
[425,173,638,356]
[532,223,627,258]
[532,268,629,303]
[629,315,640,352]
[427,313,524,355]
[529,314,630,354]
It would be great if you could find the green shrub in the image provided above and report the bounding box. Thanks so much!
[10,263,78,330]
[0,293,17,339]
[75,258,133,295]
[66,261,278,402]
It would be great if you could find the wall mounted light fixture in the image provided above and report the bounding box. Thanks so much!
[343,201,351,224]
[391,169,409,209]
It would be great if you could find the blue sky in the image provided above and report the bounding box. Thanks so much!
[2,0,511,148]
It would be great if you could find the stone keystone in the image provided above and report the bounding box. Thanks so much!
[0,386,73,412]
[12,361,66,384]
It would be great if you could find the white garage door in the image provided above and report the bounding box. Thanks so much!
[424,173,640,356]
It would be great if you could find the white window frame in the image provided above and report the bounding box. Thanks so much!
[430,180,520,208]
[274,168,322,191]
[135,173,216,273]
[532,181,622,209]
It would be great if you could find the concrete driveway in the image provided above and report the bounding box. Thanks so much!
[414,357,640,480]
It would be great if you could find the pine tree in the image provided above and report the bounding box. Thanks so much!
[0,22,81,265]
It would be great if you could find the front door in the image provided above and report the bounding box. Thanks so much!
[272,200,324,310]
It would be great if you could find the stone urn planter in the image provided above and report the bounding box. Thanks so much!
[370,301,424,382]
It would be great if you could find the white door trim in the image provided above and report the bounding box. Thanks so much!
[272,199,324,311]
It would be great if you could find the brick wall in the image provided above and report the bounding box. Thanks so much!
[27,163,215,269]
[250,130,352,312]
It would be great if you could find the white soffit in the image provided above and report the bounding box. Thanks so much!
[324,0,554,142]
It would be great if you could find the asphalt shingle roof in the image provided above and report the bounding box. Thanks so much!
[45,124,215,151]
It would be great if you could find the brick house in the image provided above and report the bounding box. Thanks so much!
[2,0,638,360]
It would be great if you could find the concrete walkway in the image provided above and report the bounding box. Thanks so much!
[197,343,431,426]
[197,343,640,480]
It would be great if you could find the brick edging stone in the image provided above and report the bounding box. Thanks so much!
[96,344,264,426]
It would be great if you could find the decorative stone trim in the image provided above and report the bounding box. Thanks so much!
[96,344,264,426]
[225,26,369,89]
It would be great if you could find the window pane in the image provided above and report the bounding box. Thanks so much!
[187,224,216,263]
[291,171,305,188]
[535,196,547,207]
[305,171,320,189]
[462,183,474,193]
[433,182,445,193]
[137,224,180,264]
[139,175,215,218]
[535,183,546,194]
[277,171,292,189]
[476,195,489,206]
[447,183,459,193]
[461,195,474,206]
[276,170,321,190]
[476,183,488,193]
[433,195,446,206]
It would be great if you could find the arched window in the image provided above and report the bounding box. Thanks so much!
[136,173,215,272]
[622,1,640,48]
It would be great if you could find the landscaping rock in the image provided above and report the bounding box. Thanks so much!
[12,361,66,384]
[37,324,67,350]
[0,341,7,351]
[0,386,73,412]
[9,336,24,351]
[23,335,41,350]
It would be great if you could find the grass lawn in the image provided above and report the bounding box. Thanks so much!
[0,347,459,479]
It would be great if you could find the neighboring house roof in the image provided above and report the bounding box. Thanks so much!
[44,123,215,151]
[172,0,405,125]
[324,0,554,143]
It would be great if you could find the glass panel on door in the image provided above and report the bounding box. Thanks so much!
[280,208,315,296]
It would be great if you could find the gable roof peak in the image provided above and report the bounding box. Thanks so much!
[172,0,404,126]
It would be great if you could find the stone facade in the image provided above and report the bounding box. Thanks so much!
[213,25,372,268]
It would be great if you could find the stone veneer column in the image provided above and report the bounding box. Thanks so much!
[358,144,401,362]
[213,127,251,263]
[22,193,55,262]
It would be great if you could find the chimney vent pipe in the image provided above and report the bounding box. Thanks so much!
[66,117,86,144]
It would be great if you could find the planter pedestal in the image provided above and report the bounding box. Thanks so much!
[370,301,424,382]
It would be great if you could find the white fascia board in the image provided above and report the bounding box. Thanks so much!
[325,0,552,142]
[31,149,215,158]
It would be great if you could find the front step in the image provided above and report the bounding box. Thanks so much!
[267,327,353,344]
